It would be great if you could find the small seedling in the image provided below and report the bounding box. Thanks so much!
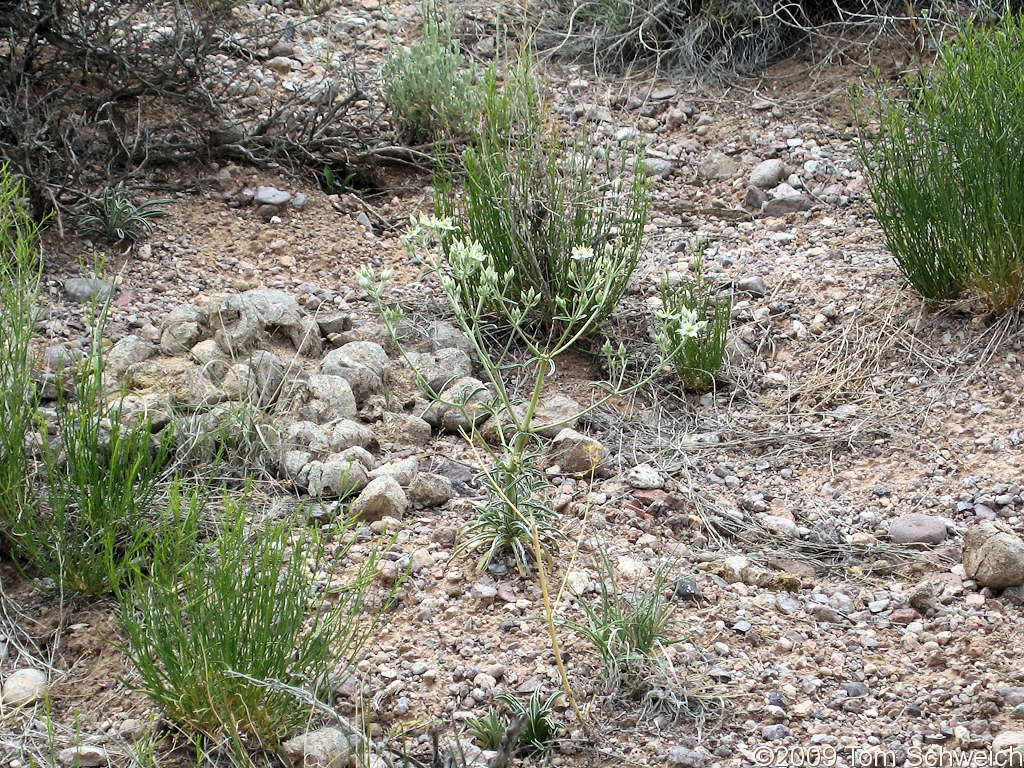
[561,548,682,684]
[466,708,508,750]
[495,688,563,753]
[79,184,171,243]
[457,458,564,577]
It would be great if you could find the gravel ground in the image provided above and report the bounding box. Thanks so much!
[4,2,1024,767]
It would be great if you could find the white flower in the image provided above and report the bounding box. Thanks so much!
[422,214,456,233]
[571,245,594,261]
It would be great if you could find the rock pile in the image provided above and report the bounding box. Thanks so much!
[89,289,600,519]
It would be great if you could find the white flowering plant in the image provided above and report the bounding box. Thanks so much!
[656,243,730,392]
[433,52,649,338]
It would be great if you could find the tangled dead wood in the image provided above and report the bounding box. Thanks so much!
[0,0,412,229]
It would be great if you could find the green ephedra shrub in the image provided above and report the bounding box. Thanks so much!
[858,14,1024,314]
[121,489,383,757]
[0,166,43,546]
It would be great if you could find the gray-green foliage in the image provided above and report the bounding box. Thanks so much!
[0,280,176,595]
[657,245,730,392]
[120,488,383,757]
[434,51,649,338]
[457,458,564,577]
[33,345,176,595]
[562,548,681,684]
[857,14,1024,314]
[381,6,480,145]
[0,166,175,596]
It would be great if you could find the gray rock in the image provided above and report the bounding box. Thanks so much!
[316,311,354,337]
[423,377,493,434]
[356,211,373,229]
[64,277,113,304]
[207,294,260,354]
[810,604,840,623]
[736,275,768,297]
[667,746,706,768]
[280,449,312,481]
[377,412,433,447]
[407,472,454,508]
[423,320,474,353]
[300,373,358,421]
[1004,585,1024,606]
[104,335,155,379]
[963,521,1024,589]
[403,347,474,393]
[189,339,228,367]
[335,446,376,472]
[1,667,46,706]
[219,362,258,402]
[254,186,291,206]
[761,725,791,741]
[997,687,1024,707]
[759,514,798,538]
[674,577,704,602]
[698,152,738,180]
[160,304,209,355]
[291,193,308,211]
[644,158,675,179]
[321,341,389,403]
[842,681,869,698]
[369,457,418,486]
[350,476,409,522]
[722,336,755,369]
[484,393,583,443]
[269,40,293,57]
[118,719,144,739]
[117,393,172,432]
[534,394,582,438]
[909,581,938,615]
[243,289,322,356]
[744,185,769,211]
[207,290,321,357]
[776,594,801,615]
[992,732,1024,766]
[248,349,289,406]
[763,194,813,216]
[750,159,786,189]
[328,419,377,453]
[305,454,370,498]
[549,428,607,474]
[280,726,362,768]
[282,420,333,453]
[626,463,664,490]
[56,747,108,767]
[888,514,949,545]
[42,344,83,373]
[265,56,297,73]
